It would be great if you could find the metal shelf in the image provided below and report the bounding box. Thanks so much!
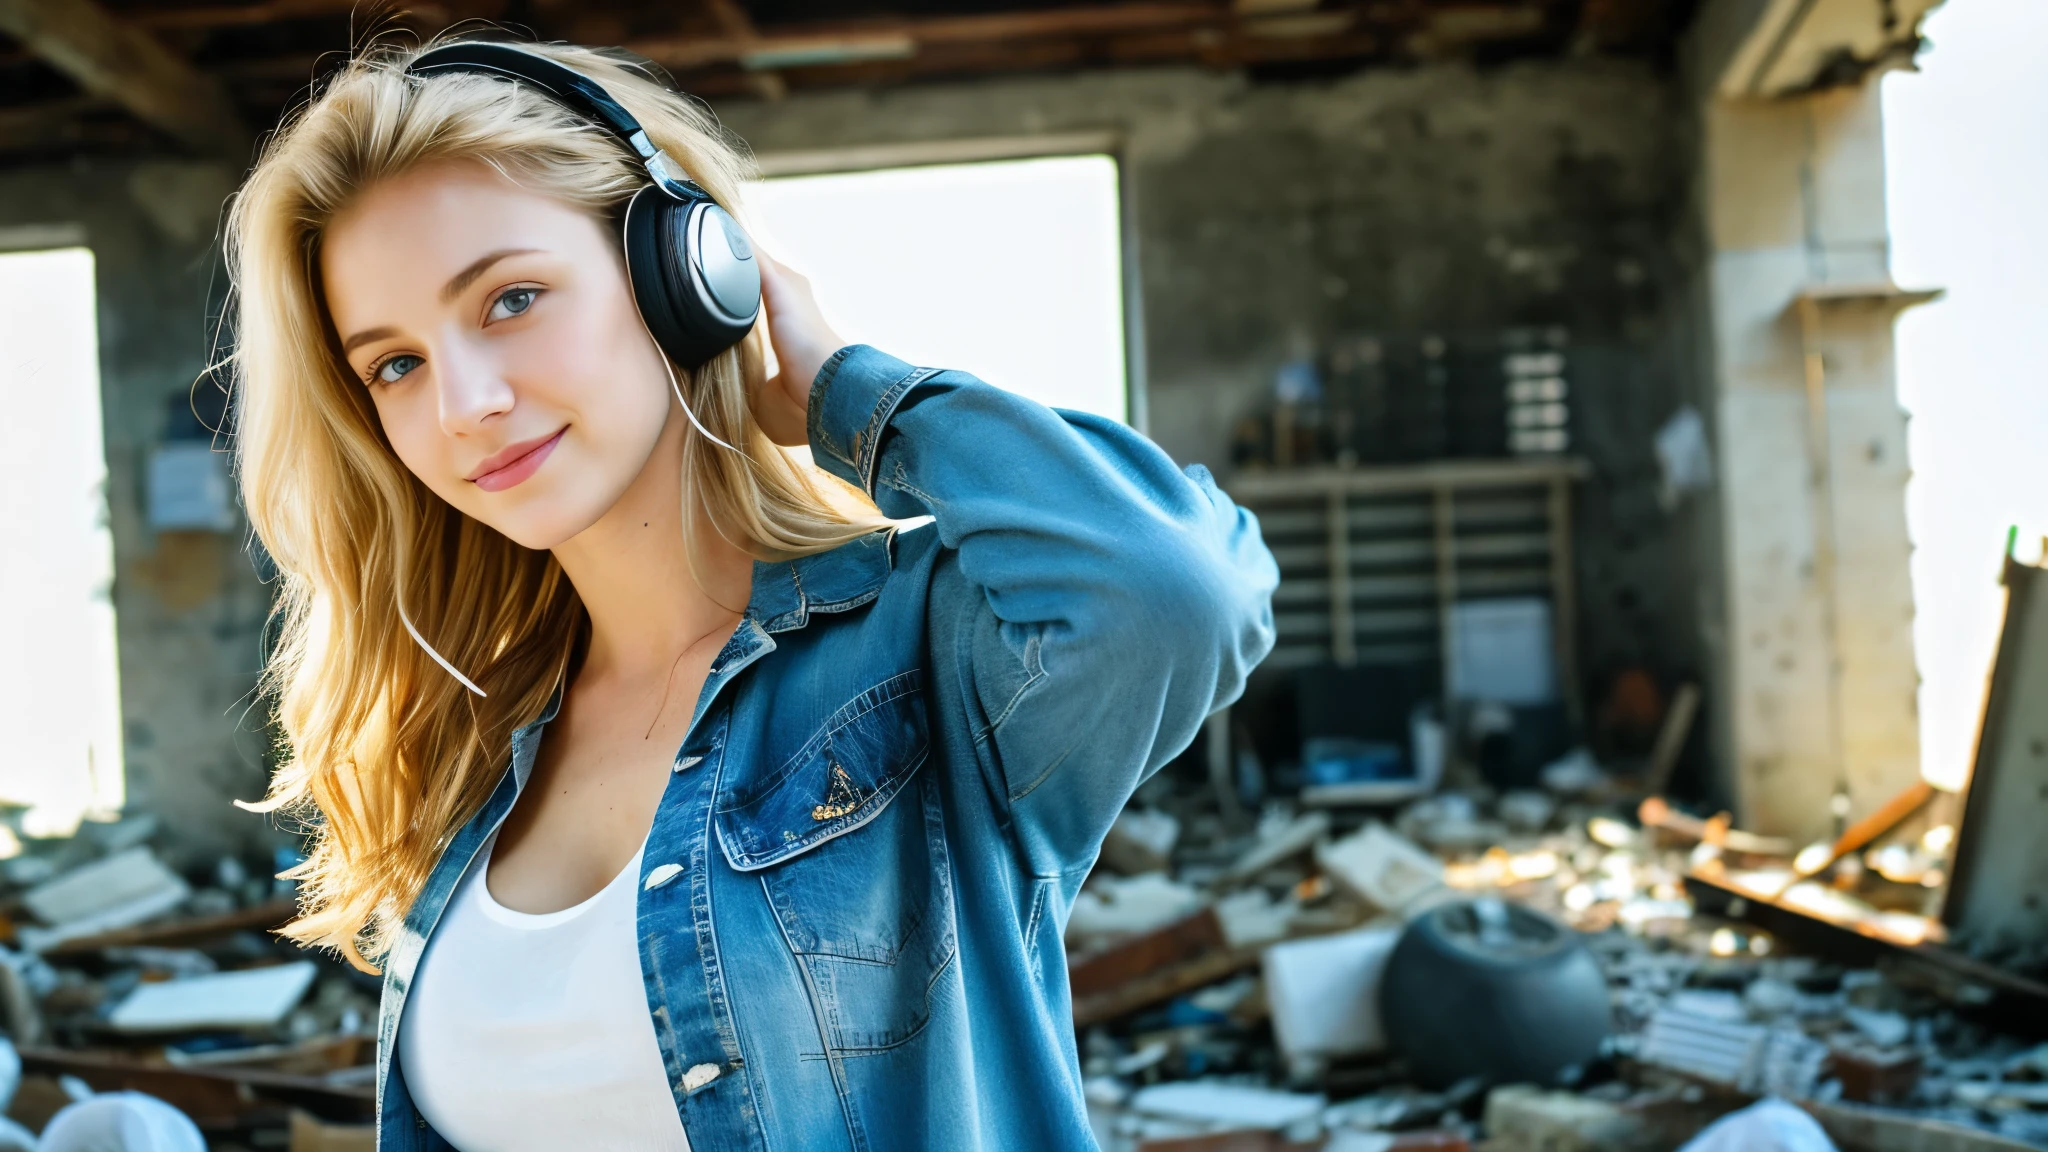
[1226,457,1588,723]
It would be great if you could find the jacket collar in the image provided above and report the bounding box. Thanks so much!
[748,528,897,635]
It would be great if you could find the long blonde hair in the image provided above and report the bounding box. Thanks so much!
[228,37,884,971]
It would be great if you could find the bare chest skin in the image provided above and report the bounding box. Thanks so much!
[484,619,737,913]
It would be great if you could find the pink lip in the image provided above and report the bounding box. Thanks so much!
[467,427,566,492]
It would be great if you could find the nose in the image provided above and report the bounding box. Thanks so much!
[435,338,514,436]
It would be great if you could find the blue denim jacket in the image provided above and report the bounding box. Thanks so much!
[372,346,1279,1151]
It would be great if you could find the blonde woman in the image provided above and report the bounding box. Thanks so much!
[230,36,1276,1152]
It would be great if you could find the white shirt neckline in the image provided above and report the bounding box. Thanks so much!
[471,839,644,930]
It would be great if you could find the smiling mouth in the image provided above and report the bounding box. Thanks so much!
[468,427,567,492]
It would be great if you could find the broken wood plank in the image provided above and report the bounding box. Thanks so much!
[1684,871,2048,1004]
[1642,681,1700,796]
[1796,778,1937,883]
[1803,1098,2039,1152]
[0,0,247,155]
[1638,796,1796,858]
[1072,942,1260,1028]
[1068,906,1228,1000]
[41,897,296,958]
[19,1046,373,1129]
[1065,905,1272,1026]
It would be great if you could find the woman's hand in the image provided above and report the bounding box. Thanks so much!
[752,251,844,447]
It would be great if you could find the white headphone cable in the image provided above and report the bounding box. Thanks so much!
[399,601,488,697]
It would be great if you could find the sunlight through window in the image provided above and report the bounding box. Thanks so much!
[750,153,1129,423]
[0,246,124,835]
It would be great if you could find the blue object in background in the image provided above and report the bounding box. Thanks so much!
[1302,738,1407,786]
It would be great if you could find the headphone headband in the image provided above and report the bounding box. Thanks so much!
[404,40,760,378]
[407,42,708,202]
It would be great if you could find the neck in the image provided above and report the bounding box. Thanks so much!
[550,408,752,683]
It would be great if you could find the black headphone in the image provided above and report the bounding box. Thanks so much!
[407,42,762,371]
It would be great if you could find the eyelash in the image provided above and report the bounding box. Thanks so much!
[361,284,544,386]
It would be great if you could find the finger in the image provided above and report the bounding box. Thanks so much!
[756,249,815,307]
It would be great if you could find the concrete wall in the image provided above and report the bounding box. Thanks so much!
[0,162,277,863]
[0,57,1709,853]
[720,60,1711,779]
[1682,0,1927,839]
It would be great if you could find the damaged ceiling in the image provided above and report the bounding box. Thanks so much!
[0,0,1704,163]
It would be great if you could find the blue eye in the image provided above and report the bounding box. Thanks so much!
[375,354,423,384]
[488,287,538,322]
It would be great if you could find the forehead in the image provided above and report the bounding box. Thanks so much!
[320,161,601,320]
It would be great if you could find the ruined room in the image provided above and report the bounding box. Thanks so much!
[2,0,2044,1146]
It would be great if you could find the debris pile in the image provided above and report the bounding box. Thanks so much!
[1074,759,2048,1152]
[0,813,374,1150]
[0,742,2036,1151]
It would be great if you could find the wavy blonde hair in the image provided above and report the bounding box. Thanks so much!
[228,37,885,971]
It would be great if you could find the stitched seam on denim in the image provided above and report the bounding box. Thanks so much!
[768,875,867,1151]
[784,561,808,628]
[1007,743,1073,803]
[975,663,1046,749]
[857,368,938,496]
[879,461,939,511]
[857,367,935,482]
[975,629,1046,748]
[803,588,884,615]
[816,946,956,1060]
[688,711,764,1145]
[769,871,928,965]
[721,669,924,806]
[807,345,859,467]
[383,754,521,1122]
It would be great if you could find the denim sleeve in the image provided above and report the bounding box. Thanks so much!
[807,345,1279,875]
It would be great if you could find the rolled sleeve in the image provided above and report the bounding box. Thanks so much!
[805,344,937,498]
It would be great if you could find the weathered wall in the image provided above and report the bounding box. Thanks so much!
[0,56,1709,853]
[1681,0,1927,839]
[720,60,1709,776]
[0,162,277,862]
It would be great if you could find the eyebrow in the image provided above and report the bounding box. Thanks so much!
[338,247,542,355]
[441,247,539,305]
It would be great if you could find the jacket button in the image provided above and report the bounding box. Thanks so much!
[644,863,684,890]
[681,1063,722,1092]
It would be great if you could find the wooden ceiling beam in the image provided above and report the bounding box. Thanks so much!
[0,95,114,151]
[697,0,788,99]
[133,0,339,30]
[671,16,1388,93]
[0,0,248,156]
[630,0,1229,70]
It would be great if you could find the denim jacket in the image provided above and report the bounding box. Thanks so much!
[373,346,1279,1151]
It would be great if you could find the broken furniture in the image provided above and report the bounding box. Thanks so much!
[1945,550,2048,978]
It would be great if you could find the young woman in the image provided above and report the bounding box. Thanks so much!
[229,36,1276,1151]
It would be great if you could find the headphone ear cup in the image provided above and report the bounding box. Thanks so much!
[622,185,760,372]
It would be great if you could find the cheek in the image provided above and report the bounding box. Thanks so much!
[526,295,672,441]
[370,391,467,500]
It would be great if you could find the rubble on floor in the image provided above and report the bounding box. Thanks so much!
[0,755,2036,1149]
[1077,760,2048,1152]
[0,814,374,1149]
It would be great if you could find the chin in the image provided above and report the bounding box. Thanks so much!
[459,490,608,553]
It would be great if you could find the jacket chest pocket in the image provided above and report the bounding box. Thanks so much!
[715,671,957,1055]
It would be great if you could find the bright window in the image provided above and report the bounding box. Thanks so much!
[749,153,1129,422]
[0,246,124,834]
[1884,0,2048,791]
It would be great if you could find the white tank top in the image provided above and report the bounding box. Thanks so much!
[398,830,691,1152]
